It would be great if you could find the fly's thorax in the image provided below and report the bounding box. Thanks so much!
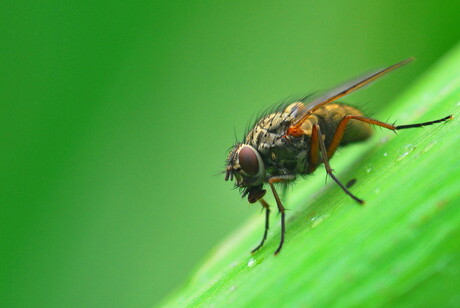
[245,102,305,150]
[243,102,314,175]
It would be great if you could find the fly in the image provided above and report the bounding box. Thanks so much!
[224,58,453,255]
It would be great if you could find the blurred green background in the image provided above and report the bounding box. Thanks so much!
[0,1,458,307]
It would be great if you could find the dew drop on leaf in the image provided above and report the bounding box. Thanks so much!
[310,214,329,228]
[397,144,416,161]
[423,140,438,153]
[365,163,373,173]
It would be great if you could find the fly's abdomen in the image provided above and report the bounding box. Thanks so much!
[305,103,373,147]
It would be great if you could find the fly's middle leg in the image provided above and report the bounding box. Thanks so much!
[312,124,364,204]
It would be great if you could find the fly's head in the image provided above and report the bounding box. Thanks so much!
[225,144,266,203]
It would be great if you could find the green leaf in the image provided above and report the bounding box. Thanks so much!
[161,44,460,307]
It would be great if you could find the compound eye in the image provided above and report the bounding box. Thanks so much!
[239,146,259,176]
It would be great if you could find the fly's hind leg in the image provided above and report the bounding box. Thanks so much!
[312,124,365,204]
[327,114,453,159]
[312,114,453,203]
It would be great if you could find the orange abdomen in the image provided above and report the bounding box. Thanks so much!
[303,103,373,147]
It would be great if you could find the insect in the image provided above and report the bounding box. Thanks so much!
[224,58,453,255]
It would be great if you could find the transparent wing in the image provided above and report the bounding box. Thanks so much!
[288,58,414,131]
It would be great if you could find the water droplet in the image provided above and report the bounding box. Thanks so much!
[383,152,388,157]
[229,285,236,292]
[247,258,256,268]
[310,214,329,228]
[396,144,416,161]
[380,136,389,144]
[423,140,437,153]
[365,163,373,173]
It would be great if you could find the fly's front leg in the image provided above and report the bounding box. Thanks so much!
[251,198,271,254]
[267,174,296,255]
[312,124,365,204]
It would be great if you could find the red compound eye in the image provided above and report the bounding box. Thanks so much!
[239,146,259,176]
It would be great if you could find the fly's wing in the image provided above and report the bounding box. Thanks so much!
[287,58,414,135]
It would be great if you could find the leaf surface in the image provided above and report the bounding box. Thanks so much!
[161,44,460,308]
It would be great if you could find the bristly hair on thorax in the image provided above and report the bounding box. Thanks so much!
[240,93,316,142]
[224,93,317,197]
